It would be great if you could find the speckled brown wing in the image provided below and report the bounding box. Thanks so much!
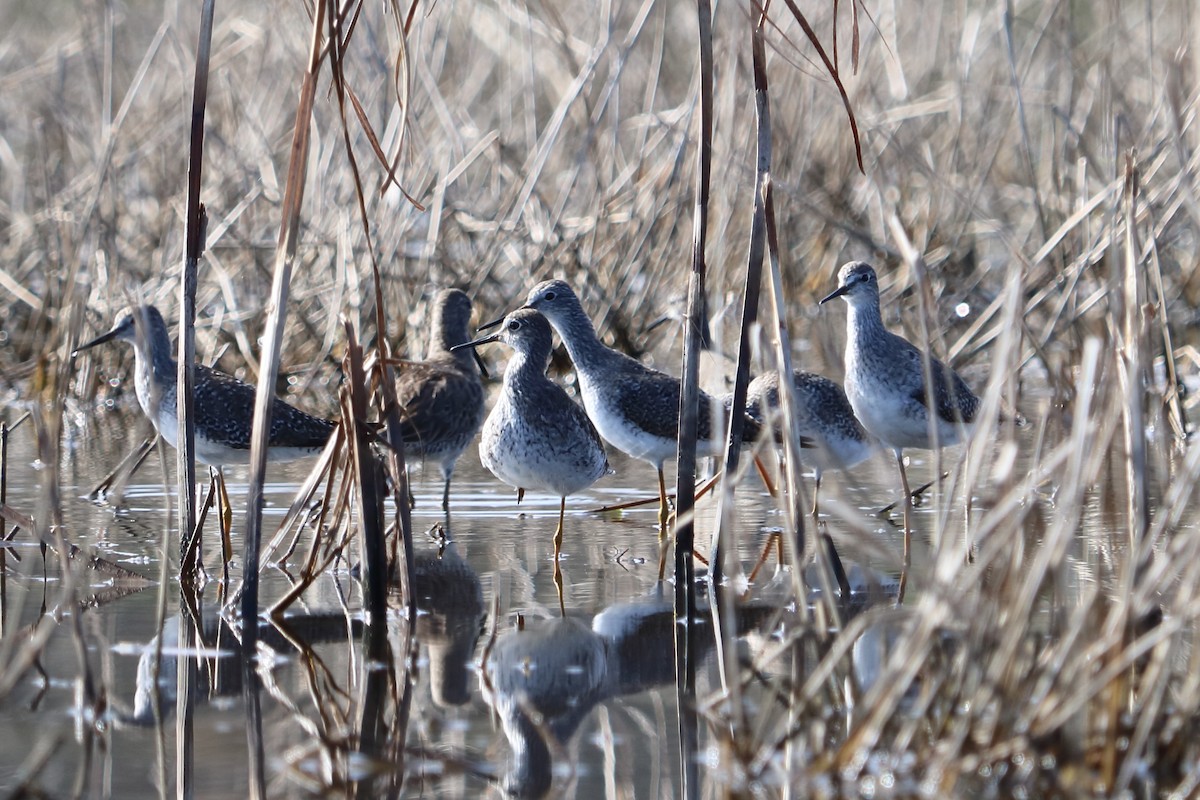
[535,392,608,463]
[192,364,334,451]
[907,353,980,426]
[393,359,484,456]
[612,367,758,443]
[610,370,682,440]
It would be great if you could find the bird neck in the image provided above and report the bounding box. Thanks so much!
[846,296,888,343]
[131,327,178,424]
[141,325,179,384]
[503,347,549,387]
[428,317,477,373]
[427,322,453,357]
[551,307,609,372]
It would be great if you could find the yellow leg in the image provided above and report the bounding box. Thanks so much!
[811,472,822,526]
[656,531,671,581]
[895,449,912,567]
[753,454,777,497]
[554,497,567,614]
[216,467,233,585]
[553,497,566,560]
[553,559,565,617]
[657,466,669,536]
[747,531,779,584]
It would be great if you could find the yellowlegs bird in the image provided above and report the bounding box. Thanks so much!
[746,369,874,519]
[820,261,980,561]
[74,305,334,465]
[506,279,760,530]
[452,307,609,562]
[389,288,485,510]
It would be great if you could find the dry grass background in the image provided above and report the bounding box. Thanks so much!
[4,0,1200,796]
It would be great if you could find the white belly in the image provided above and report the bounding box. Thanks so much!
[479,399,606,497]
[845,375,966,452]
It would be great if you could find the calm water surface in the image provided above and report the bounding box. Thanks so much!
[0,400,1067,798]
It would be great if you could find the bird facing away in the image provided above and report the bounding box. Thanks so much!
[513,279,759,530]
[820,261,981,561]
[745,369,875,519]
[388,288,485,510]
[73,304,334,466]
[452,307,610,564]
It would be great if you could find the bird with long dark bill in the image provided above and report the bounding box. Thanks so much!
[820,261,981,562]
[74,304,334,466]
[484,279,761,531]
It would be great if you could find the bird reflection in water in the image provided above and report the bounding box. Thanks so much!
[411,537,486,708]
[117,526,899,798]
[120,537,485,725]
[481,593,776,798]
[123,612,365,726]
[480,561,902,798]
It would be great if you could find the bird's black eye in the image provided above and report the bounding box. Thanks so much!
[507,319,520,331]
[544,291,557,301]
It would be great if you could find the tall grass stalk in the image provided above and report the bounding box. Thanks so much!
[176,0,214,573]
[239,0,326,639]
[169,10,214,799]
[673,2,715,798]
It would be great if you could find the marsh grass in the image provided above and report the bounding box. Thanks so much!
[2,0,1200,796]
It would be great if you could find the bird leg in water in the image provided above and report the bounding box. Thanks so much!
[753,454,777,497]
[747,532,779,584]
[811,473,823,523]
[553,561,565,617]
[656,467,670,535]
[553,497,565,560]
[894,449,913,567]
[216,466,234,589]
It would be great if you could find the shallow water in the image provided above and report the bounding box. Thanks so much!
[0,399,1057,798]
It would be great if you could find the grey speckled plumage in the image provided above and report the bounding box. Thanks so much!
[746,369,874,518]
[820,262,979,450]
[517,279,759,528]
[453,307,609,559]
[821,261,981,559]
[390,289,485,509]
[74,305,334,466]
[747,369,874,474]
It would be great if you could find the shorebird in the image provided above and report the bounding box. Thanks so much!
[388,288,485,510]
[499,279,760,530]
[820,261,980,561]
[452,307,610,562]
[745,369,874,519]
[73,304,334,466]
